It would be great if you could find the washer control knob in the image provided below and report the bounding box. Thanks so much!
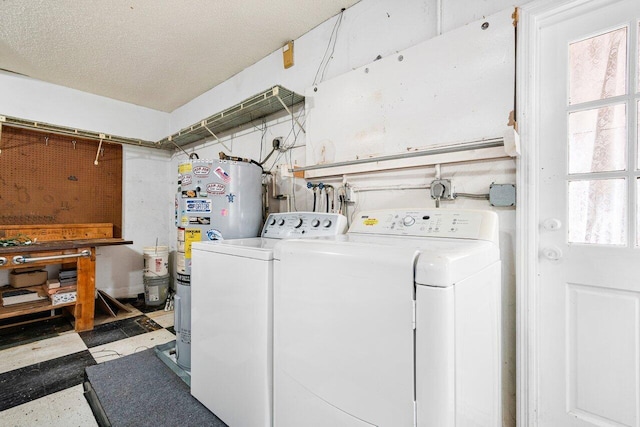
[322,219,332,228]
[294,218,303,228]
[402,216,415,226]
[311,219,320,228]
[278,219,286,226]
[268,218,276,226]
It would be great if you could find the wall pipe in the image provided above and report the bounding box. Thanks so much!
[292,138,505,173]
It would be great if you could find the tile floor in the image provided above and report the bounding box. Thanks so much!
[0,303,176,426]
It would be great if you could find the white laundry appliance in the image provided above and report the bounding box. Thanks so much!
[273,208,502,427]
[190,212,347,427]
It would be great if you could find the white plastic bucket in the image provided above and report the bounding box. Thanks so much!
[143,246,169,277]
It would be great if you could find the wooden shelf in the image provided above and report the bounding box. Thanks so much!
[0,237,132,331]
[0,297,76,320]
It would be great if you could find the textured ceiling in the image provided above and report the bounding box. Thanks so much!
[0,0,359,112]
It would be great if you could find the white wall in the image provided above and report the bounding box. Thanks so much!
[0,71,170,141]
[170,0,442,132]
[96,145,174,298]
[170,0,527,134]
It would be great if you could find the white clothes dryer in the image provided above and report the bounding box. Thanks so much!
[273,209,501,427]
[190,212,347,427]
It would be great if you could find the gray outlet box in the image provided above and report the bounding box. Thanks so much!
[489,183,516,207]
[430,179,454,200]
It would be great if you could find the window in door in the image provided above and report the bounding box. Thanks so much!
[566,24,640,246]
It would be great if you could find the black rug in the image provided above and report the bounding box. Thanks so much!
[84,349,226,427]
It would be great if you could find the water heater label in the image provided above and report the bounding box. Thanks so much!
[184,229,201,258]
[179,163,192,174]
[186,199,212,213]
[181,174,192,186]
[188,216,210,225]
[193,166,211,176]
[207,183,226,195]
[206,229,223,240]
[214,167,231,183]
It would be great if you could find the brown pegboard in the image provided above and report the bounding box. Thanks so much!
[0,126,122,237]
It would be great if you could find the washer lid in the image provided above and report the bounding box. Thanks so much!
[191,238,276,260]
[274,234,499,287]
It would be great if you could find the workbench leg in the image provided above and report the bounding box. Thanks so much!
[75,247,96,332]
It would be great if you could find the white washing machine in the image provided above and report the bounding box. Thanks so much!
[273,208,502,427]
[190,212,347,427]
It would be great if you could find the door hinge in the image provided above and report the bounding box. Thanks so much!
[512,7,519,27]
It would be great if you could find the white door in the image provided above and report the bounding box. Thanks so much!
[537,0,640,425]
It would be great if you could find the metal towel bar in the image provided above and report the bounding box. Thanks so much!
[12,249,91,265]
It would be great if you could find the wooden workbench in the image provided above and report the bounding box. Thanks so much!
[0,238,132,331]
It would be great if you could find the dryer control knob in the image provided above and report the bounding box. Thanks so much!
[322,219,332,228]
[269,218,276,226]
[294,218,303,228]
[402,216,415,226]
[278,219,286,226]
[311,219,320,227]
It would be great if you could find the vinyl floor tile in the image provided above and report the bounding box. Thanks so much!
[89,328,176,364]
[0,388,50,427]
[0,350,96,412]
[0,317,74,352]
[79,315,162,348]
[146,310,174,328]
[0,333,87,375]
[0,305,177,422]
[0,384,97,427]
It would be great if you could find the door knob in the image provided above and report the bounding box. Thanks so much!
[542,246,563,261]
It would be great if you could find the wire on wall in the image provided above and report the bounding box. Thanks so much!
[313,8,346,86]
[267,104,306,173]
[454,192,490,200]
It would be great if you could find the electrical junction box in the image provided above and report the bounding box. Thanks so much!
[489,183,516,207]
[430,179,454,200]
